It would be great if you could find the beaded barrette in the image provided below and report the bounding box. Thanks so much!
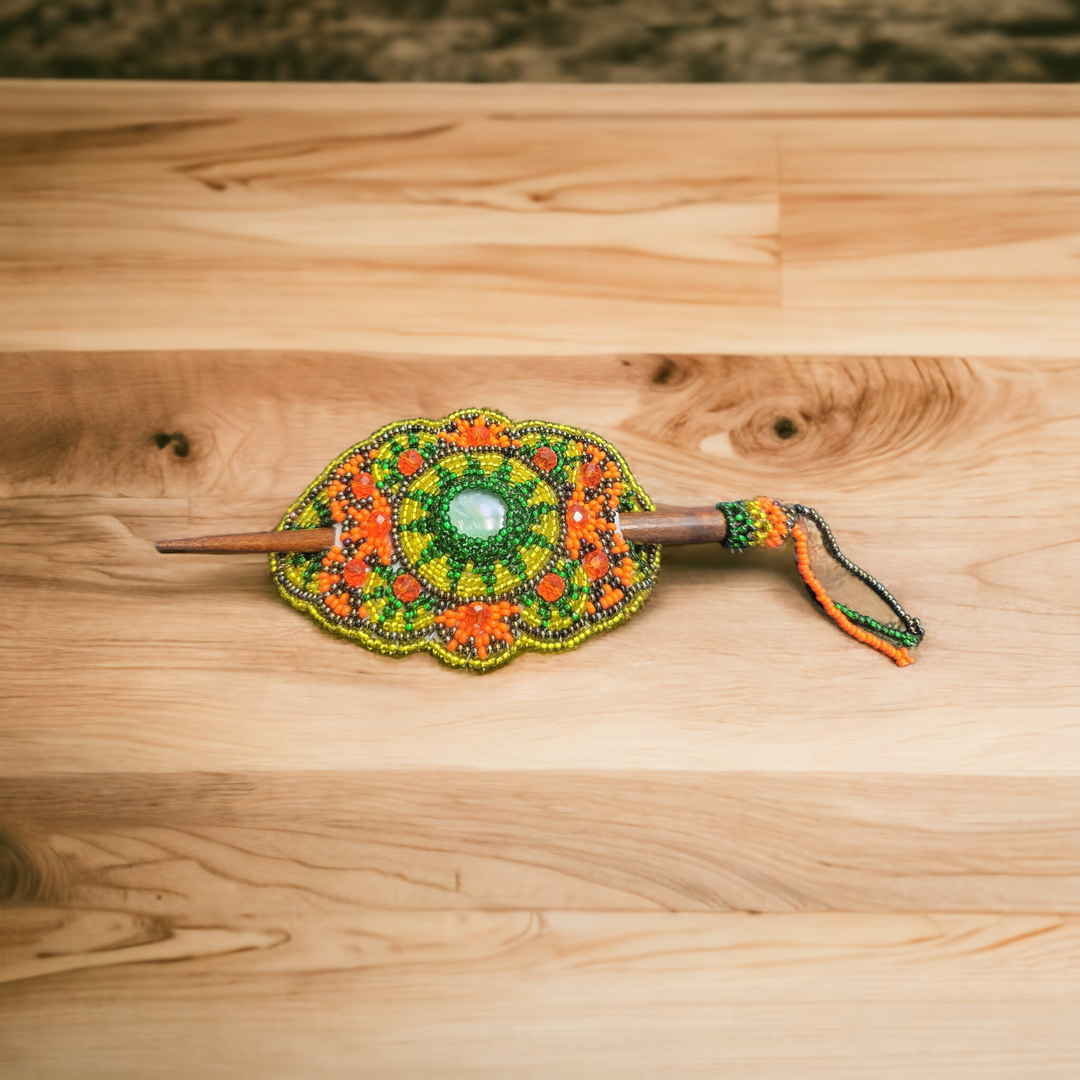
[158,408,924,672]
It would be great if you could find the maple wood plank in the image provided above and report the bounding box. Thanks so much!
[1,83,1078,1080]
[1,82,1078,357]
[2,908,1077,1079]
[1,351,1075,775]
[1,771,1077,915]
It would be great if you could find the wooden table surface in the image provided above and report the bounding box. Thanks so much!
[1,81,1078,1079]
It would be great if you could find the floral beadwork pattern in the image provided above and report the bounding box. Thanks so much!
[271,409,660,671]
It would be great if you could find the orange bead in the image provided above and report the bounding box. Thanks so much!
[580,462,603,488]
[366,509,392,537]
[537,570,565,604]
[537,573,565,602]
[466,423,491,447]
[583,549,610,579]
[533,446,558,473]
[466,602,492,631]
[397,449,424,476]
[351,472,375,499]
[392,573,421,603]
[343,559,368,589]
[567,503,589,528]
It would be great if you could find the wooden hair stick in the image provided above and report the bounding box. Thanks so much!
[153,408,923,669]
[155,509,728,553]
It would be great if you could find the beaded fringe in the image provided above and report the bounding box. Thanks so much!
[716,498,925,667]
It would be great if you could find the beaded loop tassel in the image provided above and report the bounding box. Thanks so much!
[716,497,925,666]
[271,409,661,672]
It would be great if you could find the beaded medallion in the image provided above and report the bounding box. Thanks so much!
[271,409,661,671]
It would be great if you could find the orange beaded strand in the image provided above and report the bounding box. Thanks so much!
[791,523,913,667]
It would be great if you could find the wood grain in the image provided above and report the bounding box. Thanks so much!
[1,82,1078,358]
[1,351,1076,775]
[2,909,1078,1080]
[1,83,1078,1079]
[1,772,1077,915]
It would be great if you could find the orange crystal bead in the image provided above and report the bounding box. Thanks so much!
[537,573,565,602]
[397,449,424,476]
[466,423,492,447]
[392,573,421,602]
[465,602,491,630]
[580,461,603,488]
[583,549,610,579]
[533,446,558,473]
[343,559,369,588]
[351,472,374,499]
[367,509,392,537]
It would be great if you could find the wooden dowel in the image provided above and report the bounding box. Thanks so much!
[155,509,728,554]
[621,509,727,546]
[155,528,338,554]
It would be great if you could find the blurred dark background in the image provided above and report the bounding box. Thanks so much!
[1,0,1078,81]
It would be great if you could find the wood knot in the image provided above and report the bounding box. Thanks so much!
[725,359,979,473]
[0,825,68,906]
[773,417,798,440]
[154,431,190,458]
[624,356,991,481]
[650,356,691,389]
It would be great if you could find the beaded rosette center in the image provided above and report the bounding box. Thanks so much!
[271,410,660,671]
